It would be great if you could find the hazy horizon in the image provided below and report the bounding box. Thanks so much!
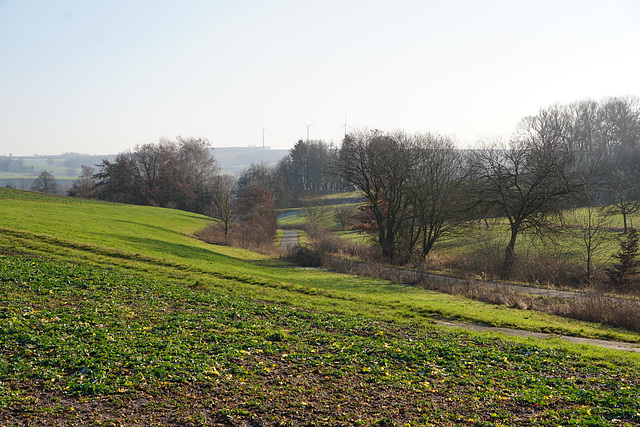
[1,0,639,156]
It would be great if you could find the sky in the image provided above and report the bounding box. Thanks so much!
[1,0,639,156]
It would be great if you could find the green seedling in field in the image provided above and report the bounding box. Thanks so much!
[2,187,640,424]
[1,253,639,425]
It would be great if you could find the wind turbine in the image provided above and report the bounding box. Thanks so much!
[303,121,314,142]
[339,115,353,138]
[261,124,267,150]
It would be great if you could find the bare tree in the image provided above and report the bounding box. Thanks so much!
[31,171,58,194]
[571,179,614,284]
[605,167,640,233]
[175,136,219,213]
[333,204,355,230]
[473,107,584,279]
[339,130,418,262]
[210,174,237,245]
[67,165,96,198]
[408,133,471,258]
[303,202,330,237]
[234,184,277,249]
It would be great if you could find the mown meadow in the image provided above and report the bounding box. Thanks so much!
[1,188,640,426]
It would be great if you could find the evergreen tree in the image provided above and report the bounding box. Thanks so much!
[606,228,640,292]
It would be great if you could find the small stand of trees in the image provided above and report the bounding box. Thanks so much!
[66,137,281,251]
[339,130,473,263]
[278,139,341,201]
[93,137,218,215]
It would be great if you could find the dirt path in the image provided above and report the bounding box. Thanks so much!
[435,320,640,353]
[280,229,299,250]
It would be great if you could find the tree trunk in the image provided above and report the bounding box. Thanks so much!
[421,228,435,258]
[501,226,518,280]
[379,228,395,260]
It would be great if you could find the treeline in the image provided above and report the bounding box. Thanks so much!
[0,157,31,173]
[337,95,640,279]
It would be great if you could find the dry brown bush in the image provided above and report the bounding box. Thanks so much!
[510,253,586,289]
[317,242,640,333]
[308,228,378,262]
[557,294,640,332]
[425,241,599,292]
[420,251,457,273]
[195,223,228,246]
[196,222,280,255]
[283,245,323,267]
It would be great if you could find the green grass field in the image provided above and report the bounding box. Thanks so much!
[2,188,640,425]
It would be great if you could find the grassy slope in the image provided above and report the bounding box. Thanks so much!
[2,189,639,343]
[1,188,640,425]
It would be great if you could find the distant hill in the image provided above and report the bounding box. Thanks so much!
[0,147,291,190]
[213,146,289,175]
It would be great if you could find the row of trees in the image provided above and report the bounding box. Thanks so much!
[226,95,640,213]
[561,96,640,168]
[0,157,31,173]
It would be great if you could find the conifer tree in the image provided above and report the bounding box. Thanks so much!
[606,228,640,292]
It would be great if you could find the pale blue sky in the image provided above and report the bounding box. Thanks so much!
[1,0,639,155]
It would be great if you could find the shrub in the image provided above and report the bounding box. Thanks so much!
[283,245,323,268]
[511,253,585,289]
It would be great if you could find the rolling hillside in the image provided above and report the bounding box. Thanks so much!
[1,188,640,426]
